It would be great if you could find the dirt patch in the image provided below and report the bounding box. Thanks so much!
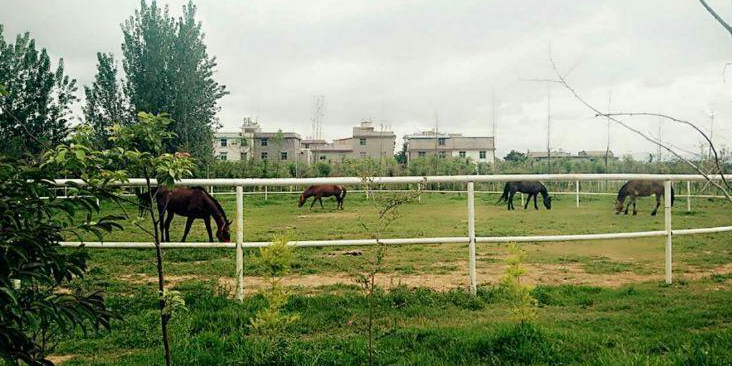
[120,263,732,294]
[297,212,358,219]
[120,274,200,287]
[47,355,74,365]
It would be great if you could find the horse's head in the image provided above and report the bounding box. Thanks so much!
[614,200,625,214]
[298,194,306,208]
[217,219,232,243]
[543,195,552,210]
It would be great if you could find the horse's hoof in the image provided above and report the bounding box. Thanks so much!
[651,212,657,216]
[633,212,638,216]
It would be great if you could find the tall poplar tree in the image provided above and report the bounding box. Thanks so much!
[83,52,130,148]
[0,25,78,158]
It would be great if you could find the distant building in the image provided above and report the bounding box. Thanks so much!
[307,121,396,163]
[527,149,616,161]
[213,118,307,163]
[404,130,495,165]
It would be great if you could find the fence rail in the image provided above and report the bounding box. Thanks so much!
[57,173,732,300]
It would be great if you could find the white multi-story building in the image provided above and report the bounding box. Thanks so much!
[404,130,495,165]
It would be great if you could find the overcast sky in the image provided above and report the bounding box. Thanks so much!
[2,0,732,159]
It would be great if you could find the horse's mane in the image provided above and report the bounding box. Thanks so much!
[617,181,630,201]
[193,187,228,221]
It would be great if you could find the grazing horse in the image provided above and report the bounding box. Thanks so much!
[298,185,347,210]
[615,180,674,216]
[150,187,231,242]
[497,181,552,210]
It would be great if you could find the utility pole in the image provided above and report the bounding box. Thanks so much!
[311,95,325,140]
[605,90,611,169]
[492,93,497,173]
[657,119,663,162]
[546,85,551,174]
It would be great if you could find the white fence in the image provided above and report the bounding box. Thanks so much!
[58,174,732,300]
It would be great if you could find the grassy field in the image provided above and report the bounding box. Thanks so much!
[52,191,732,365]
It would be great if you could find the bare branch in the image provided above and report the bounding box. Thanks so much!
[548,56,732,204]
[699,0,732,37]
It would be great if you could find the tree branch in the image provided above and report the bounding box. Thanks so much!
[699,0,732,36]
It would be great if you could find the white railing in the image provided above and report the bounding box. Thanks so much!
[58,174,732,300]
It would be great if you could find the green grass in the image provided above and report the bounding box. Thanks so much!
[51,192,732,365]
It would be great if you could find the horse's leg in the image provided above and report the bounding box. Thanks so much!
[533,193,538,210]
[158,205,167,242]
[310,196,316,209]
[509,191,516,210]
[163,212,175,242]
[624,196,631,214]
[523,193,530,210]
[651,194,660,216]
[181,217,195,242]
[204,216,213,242]
[319,197,324,209]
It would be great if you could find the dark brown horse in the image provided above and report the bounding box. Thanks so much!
[497,181,552,210]
[149,187,231,242]
[615,180,674,216]
[298,185,347,210]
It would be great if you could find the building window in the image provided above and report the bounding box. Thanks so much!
[319,155,326,161]
[359,138,366,146]
[280,152,288,160]
[219,153,227,161]
[220,138,227,147]
[360,152,367,157]
[304,143,310,149]
[438,138,446,146]
[438,151,446,158]
[240,152,247,160]
[479,151,487,159]
[260,138,268,146]
[261,152,268,160]
[418,151,426,157]
[459,151,466,158]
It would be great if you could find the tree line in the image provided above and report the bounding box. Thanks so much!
[0,1,226,164]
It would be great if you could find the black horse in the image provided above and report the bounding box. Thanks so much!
[615,180,674,216]
[497,181,552,210]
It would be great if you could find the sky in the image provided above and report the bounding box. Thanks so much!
[2,0,732,159]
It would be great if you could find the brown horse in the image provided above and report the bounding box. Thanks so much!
[298,185,347,210]
[497,181,552,210]
[151,187,231,242]
[615,180,674,216]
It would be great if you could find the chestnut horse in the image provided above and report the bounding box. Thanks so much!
[298,185,347,210]
[497,181,552,210]
[615,180,674,216]
[140,187,231,242]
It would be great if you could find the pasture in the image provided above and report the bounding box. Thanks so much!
[55,191,732,365]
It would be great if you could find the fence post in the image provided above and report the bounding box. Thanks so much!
[520,193,524,208]
[467,181,477,295]
[417,183,421,203]
[575,180,580,208]
[686,181,691,212]
[264,185,268,201]
[664,180,673,285]
[235,186,244,302]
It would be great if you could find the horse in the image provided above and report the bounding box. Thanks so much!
[298,185,347,210]
[615,180,674,216]
[149,187,231,242]
[497,181,552,210]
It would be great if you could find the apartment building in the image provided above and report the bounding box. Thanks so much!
[527,150,616,161]
[307,121,396,163]
[404,131,495,164]
[213,118,306,163]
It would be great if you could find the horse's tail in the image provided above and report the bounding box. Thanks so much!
[134,188,151,217]
[497,183,509,203]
